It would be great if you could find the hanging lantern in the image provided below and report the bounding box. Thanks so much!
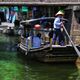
[34,24,41,30]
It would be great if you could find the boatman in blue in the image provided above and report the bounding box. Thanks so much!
[53,10,64,45]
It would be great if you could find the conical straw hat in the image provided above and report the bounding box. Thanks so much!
[55,11,64,16]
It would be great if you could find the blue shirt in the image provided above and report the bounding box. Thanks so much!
[32,36,42,48]
[54,17,62,29]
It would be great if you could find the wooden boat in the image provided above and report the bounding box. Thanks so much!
[17,17,80,63]
[18,42,80,62]
[2,22,15,36]
[5,27,14,36]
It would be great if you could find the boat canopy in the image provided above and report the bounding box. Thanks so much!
[20,17,68,29]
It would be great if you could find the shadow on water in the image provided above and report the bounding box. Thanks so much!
[0,34,80,80]
[0,34,17,52]
[0,34,26,80]
[0,34,16,60]
[17,52,80,80]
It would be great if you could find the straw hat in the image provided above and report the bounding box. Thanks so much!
[55,11,64,16]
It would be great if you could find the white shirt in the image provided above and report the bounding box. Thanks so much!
[54,17,62,29]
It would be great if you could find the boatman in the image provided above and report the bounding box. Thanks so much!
[53,10,65,45]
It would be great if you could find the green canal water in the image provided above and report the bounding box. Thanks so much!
[0,34,80,80]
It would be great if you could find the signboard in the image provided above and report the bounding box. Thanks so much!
[14,6,19,12]
[22,6,28,12]
[0,6,8,12]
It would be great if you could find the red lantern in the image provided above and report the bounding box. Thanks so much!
[34,24,41,30]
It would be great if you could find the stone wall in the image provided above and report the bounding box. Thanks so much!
[71,6,80,45]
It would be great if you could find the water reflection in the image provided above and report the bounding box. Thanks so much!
[0,34,80,80]
[0,34,17,51]
[23,60,78,80]
[0,34,26,80]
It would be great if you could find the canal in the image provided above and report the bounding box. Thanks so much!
[0,33,80,80]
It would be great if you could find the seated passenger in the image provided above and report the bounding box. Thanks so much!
[26,33,32,49]
[32,33,42,48]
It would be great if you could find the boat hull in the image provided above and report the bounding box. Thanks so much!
[17,43,80,63]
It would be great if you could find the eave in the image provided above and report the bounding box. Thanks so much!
[0,2,80,6]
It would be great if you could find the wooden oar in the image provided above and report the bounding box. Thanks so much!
[62,24,80,57]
